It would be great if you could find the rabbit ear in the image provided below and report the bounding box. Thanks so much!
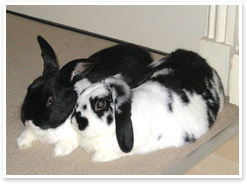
[109,80,134,153]
[115,100,134,153]
[59,58,101,87]
[37,36,59,75]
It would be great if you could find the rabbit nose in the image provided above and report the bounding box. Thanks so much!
[25,120,31,127]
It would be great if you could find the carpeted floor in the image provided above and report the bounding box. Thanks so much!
[6,13,239,175]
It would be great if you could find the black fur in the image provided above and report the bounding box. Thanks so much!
[184,132,196,143]
[48,88,77,128]
[60,43,153,89]
[151,49,213,96]
[106,114,113,125]
[168,103,173,112]
[37,36,59,75]
[115,101,134,153]
[167,90,173,112]
[83,105,87,110]
[150,49,223,127]
[109,84,126,97]
[73,111,89,131]
[21,74,77,129]
[204,90,220,128]
[157,134,163,141]
[87,43,153,84]
[58,58,101,88]
[102,78,135,153]
[21,35,78,129]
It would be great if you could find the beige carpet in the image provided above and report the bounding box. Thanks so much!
[6,13,239,175]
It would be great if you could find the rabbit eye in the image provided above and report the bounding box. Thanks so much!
[95,100,106,111]
[48,95,56,104]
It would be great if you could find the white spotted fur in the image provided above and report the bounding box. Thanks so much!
[72,68,224,162]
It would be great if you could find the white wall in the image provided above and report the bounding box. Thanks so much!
[7,5,240,103]
[7,5,207,53]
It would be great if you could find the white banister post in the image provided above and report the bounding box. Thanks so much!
[225,5,237,46]
[215,5,227,42]
[208,5,216,39]
[228,6,239,106]
[200,5,239,99]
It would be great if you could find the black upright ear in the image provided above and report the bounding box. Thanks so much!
[59,58,101,88]
[37,36,58,75]
[123,66,153,89]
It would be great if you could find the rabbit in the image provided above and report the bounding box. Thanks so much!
[71,49,225,162]
[18,35,153,157]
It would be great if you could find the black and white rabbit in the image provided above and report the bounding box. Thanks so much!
[71,49,225,162]
[18,36,153,157]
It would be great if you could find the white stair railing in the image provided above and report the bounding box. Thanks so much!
[199,5,239,106]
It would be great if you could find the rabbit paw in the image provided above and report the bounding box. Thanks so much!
[52,138,78,158]
[91,151,120,163]
[17,128,38,149]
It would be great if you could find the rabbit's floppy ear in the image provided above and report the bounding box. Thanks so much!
[59,58,101,88]
[115,100,134,153]
[37,36,59,75]
[108,78,134,153]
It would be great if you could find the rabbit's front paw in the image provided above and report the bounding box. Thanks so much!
[53,138,78,158]
[91,151,120,163]
[17,128,38,149]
